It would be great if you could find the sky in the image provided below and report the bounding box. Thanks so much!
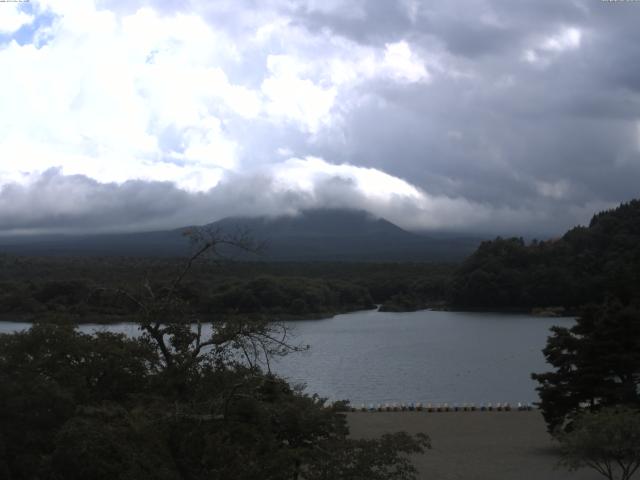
[0,0,639,236]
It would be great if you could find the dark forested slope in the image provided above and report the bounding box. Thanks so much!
[450,200,640,309]
[0,209,479,262]
[0,256,454,321]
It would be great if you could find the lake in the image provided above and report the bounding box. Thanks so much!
[0,309,573,406]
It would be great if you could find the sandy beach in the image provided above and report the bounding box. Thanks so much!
[348,411,601,480]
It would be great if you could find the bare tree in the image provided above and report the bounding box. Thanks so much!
[118,225,303,374]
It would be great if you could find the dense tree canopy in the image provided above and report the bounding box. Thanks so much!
[532,301,640,433]
[0,256,453,320]
[0,322,430,480]
[556,406,640,480]
[451,200,640,310]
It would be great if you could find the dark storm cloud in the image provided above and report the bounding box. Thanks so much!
[0,168,612,238]
[289,1,414,46]
[426,20,516,58]
[289,0,587,56]
[0,169,192,233]
[0,169,309,234]
[285,0,640,222]
[2,0,639,237]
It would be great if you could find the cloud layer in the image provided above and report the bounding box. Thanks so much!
[1,0,639,236]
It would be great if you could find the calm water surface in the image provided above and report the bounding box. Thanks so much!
[0,310,574,405]
[274,309,574,405]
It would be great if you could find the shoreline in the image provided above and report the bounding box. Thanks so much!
[0,305,577,325]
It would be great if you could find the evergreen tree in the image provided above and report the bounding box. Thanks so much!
[532,301,640,432]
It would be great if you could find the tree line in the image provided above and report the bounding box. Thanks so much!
[451,200,640,310]
[0,257,454,321]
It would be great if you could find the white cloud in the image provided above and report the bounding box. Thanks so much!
[261,55,338,133]
[535,180,571,199]
[271,156,423,201]
[257,39,430,132]
[0,2,249,190]
[382,41,430,83]
[263,156,535,232]
[523,26,582,67]
[0,4,34,34]
[0,1,436,194]
[541,27,581,53]
[179,117,238,170]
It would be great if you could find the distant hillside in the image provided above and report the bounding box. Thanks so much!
[210,209,479,261]
[0,209,480,262]
[450,199,640,309]
[0,229,190,257]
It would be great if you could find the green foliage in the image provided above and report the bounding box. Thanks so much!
[379,293,431,312]
[0,257,453,321]
[304,432,431,480]
[0,324,157,479]
[532,301,640,432]
[556,406,640,480]
[205,275,375,316]
[0,323,430,480]
[52,406,178,480]
[451,200,640,309]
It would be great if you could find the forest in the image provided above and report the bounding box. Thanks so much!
[450,200,640,310]
[0,321,430,479]
[0,256,454,321]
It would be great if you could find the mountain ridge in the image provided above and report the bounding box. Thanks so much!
[0,208,480,262]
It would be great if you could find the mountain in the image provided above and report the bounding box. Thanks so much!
[211,209,480,261]
[0,209,480,262]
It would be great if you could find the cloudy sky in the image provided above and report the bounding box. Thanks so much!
[1,0,639,236]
